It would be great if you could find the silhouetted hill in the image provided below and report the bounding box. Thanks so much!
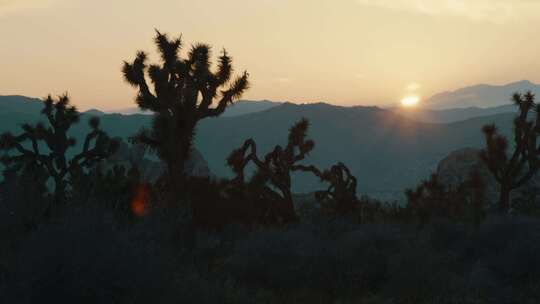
[111,100,281,117]
[393,104,515,123]
[425,80,540,109]
[221,100,281,117]
[0,96,517,200]
[0,95,44,114]
[84,109,106,116]
[196,103,515,200]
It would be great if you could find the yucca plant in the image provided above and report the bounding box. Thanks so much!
[480,91,540,213]
[227,118,315,224]
[0,94,118,206]
[123,30,249,196]
[297,162,359,216]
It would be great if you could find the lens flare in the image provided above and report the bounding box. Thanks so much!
[131,184,150,217]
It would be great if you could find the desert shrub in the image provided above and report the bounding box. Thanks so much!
[225,222,410,300]
[405,173,487,225]
[512,185,540,216]
[188,177,265,231]
[467,217,540,302]
[0,164,51,268]
[4,190,540,303]
[70,165,145,221]
[359,196,409,224]
[382,244,467,303]
[4,205,180,304]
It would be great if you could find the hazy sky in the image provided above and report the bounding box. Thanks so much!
[1,0,540,110]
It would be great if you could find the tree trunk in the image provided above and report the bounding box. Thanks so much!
[163,133,192,205]
[281,189,298,223]
[163,160,186,205]
[54,178,66,206]
[499,184,511,214]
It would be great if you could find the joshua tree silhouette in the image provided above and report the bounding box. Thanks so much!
[123,30,249,197]
[0,94,117,206]
[296,162,359,216]
[227,118,315,223]
[480,92,540,213]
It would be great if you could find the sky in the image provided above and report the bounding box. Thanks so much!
[1,0,540,110]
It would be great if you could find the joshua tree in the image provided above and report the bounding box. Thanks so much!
[227,118,315,223]
[296,162,359,215]
[0,94,118,205]
[480,92,540,213]
[123,30,249,192]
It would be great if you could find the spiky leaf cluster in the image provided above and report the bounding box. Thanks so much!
[479,91,540,211]
[298,162,358,215]
[0,94,118,204]
[123,30,249,181]
[227,118,316,223]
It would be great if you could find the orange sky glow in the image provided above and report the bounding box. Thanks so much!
[1,0,540,110]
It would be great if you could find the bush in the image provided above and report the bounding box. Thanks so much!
[4,205,179,304]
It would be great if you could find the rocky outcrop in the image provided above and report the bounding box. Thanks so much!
[436,147,540,207]
[99,139,212,181]
[436,148,495,185]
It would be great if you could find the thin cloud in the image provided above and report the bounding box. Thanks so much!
[274,77,294,84]
[407,83,421,91]
[355,0,540,22]
[0,0,57,15]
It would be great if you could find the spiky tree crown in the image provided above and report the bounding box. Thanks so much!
[226,118,316,223]
[227,118,315,186]
[479,91,540,188]
[302,162,359,214]
[0,94,118,203]
[123,30,249,161]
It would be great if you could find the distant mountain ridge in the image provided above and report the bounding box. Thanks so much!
[0,92,519,201]
[195,102,515,200]
[392,104,516,123]
[111,99,282,117]
[424,80,540,110]
[0,95,44,114]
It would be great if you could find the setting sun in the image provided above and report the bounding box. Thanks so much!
[401,96,420,107]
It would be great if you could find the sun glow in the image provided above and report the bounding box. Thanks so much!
[401,96,420,107]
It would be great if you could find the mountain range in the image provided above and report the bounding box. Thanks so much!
[0,89,521,201]
[423,80,540,109]
[392,104,516,123]
[103,81,540,127]
[112,99,282,117]
[195,103,515,200]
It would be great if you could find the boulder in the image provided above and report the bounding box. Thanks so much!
[436,147,540,207]
[99,139,212,181]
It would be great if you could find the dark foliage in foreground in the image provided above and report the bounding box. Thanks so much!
[405,171,487,225]
[3,200,540,303]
